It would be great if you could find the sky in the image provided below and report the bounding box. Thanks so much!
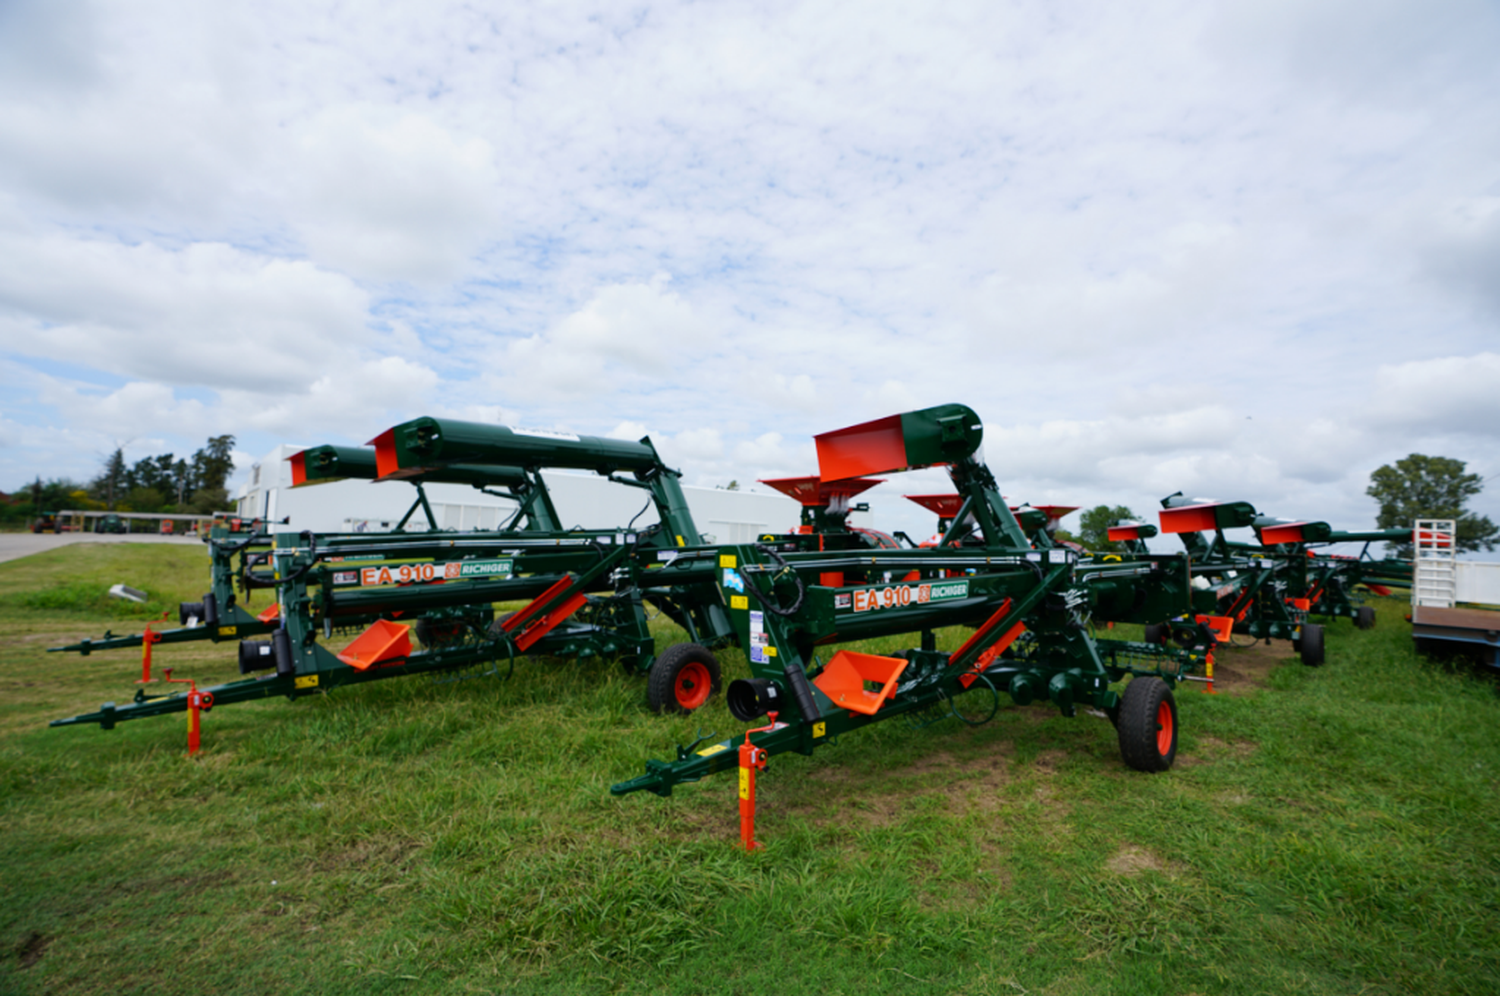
[1,0,1497,547]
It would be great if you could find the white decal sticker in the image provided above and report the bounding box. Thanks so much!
[511,427,581,442]
[748,610,767,664]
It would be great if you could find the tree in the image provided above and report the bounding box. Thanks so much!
[126,453,179,495]
[1077,504,1141,553]
[91,448,127,510]
[1367,454,1498,557]
[123,486,167,513]
[189,435,236,495]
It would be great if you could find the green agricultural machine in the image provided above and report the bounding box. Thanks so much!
[611,404,1223,848]
[1248,519,1412,628]
[1153,493,1329,662]
[48,444,557,659]
[50,419,740,747]
[1150,495,1412,665]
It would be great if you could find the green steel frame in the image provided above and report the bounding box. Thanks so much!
[613,404,1216,800]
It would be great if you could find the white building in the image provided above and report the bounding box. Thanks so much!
[232,445,851,541]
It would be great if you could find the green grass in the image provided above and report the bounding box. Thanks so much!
[2,543,1498,994]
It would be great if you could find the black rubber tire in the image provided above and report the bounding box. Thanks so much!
[647,643,722,714]
[1143,623,1168,645]
[1299,624,1325,667]
[1117,677,1178,772]
[1355,606,1376,631]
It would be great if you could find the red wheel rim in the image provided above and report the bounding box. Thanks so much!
[674,661,711,710]
[1155,700,1174,756]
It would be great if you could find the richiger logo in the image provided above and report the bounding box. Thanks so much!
[450,559,512,579]
[850,580,969,612]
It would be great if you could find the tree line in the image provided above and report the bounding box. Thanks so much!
[3,435,237,525]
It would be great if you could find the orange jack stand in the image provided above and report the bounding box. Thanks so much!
[138,626,162,684]
[738,713,777,851]
[1193,615,1231,695]
[161,669,214,755]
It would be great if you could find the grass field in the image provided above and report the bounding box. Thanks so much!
[2,542,1498,995]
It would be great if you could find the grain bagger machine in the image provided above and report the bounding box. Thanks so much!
[47,444,557,659]
[1248,520,1412,628]
[611,404,1228,847]
[49,418,743,747]
[1153,493,1331,663]
[1151,495,1412,664]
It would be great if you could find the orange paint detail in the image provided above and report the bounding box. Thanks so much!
[187,700,200,754]
[256,603,281,623]
[1155,699,1174,755]
[1194,614,1234,645]
[289,450,309,487]
[904,494,966,518]
[738,715,776,851]
[1287,597,1310,611]
[138,626,161,684]
[760,475,884,506]
[819,572,845,587]
[952,598,1016,662]
[368,428,401,479]
[1158,503,1220,534]
[1260,522,1308,544]
[812,651,910,715]
[338,619,412,670]
[1107,525,1141,542]
[815,415,908,481]
[500,576,589,652]
[960,621,1028,688]
[674,661,713,711]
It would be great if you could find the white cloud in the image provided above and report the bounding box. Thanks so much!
[667,427,724,461]
[0,234,370,392]
[225,356,441,438]
[490,276,712,401]
[0,0,1497,532]
[605,421,650,442]
[285,106,504,283]
[33,379,212,442]
[1368,353,1500,436]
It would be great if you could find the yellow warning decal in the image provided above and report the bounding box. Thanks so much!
[218,626,237,637]
[731,595,748,610]
[696,743,729,758]
[765,646,777,657]
[294,675,319,689]
[720,554,737,568]
[738,766,750,800]
[676,535,685,547]
[813,722,826,738]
